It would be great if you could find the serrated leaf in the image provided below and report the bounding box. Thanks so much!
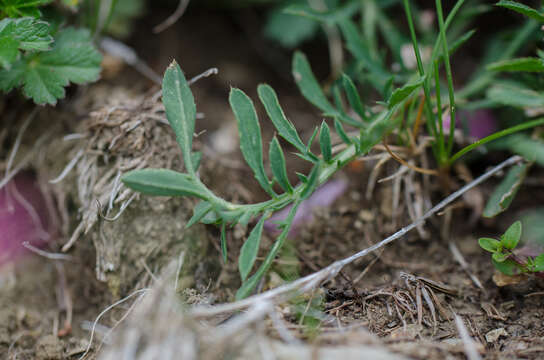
[269,137,293,194]
[487,82,544,108]
[319,121,332,163]
[496,0,544,22]
[229,88,276,197]
[162,60,196,175]
[0,27,101,105]
[479,237,501,253]
[492,251,509,263]
[533,254,544,272]
[483,162,529,217]
[186,201,213,228]
[300,164,320,200]
[388,76,426,108]
[121,168,207,198]
[487,57,544,72]
[258,84,306,153]
[292,51,337,116]
[1,0,53,18]
[501,221,522,250]
[342,74,366,121]
[239,215,266,281]
[0,36,19,68]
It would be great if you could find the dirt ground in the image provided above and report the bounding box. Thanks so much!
[1,5,544,360]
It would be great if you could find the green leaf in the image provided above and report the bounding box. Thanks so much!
[496,0,544,22]
[239,215,266,281]
[438,29,476,64]
[236,201,301,299]
[263,6,318,48]
[258,84,306,153]
[334,118,352,145]
[319,121,332,163]
[501,220,522,250]
[305,126,319,155]
[502,134,544,167]
[186,201,213,228]
[220,223,227,263]
[479,237,501,253]
[284,1,359,24]
[483,163,529,217]
[191,151,202,171]
[162,60,196,175]
[533,254,544,272]
[300,164,320,200]
[487,82,544,108]
[492,251,509,263]
[121,168,207,198]
[229,88,275,197]
[342,74,366,122]
[492,258,520,275]
[0,36,19,69]
[0,27,101,105]
[360,107,397,153]
[292,51,337,116]
[269,137,293,194]
[1,0,53,18]
[487,57,544,72]
[388,76,426,108]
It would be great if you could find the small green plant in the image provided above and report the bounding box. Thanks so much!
[121,0,544,299]
[479,221,544,276]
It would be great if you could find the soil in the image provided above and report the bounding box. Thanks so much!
[1,4,543,360]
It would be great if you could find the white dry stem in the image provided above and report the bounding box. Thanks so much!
[190,155,522,318]
[454,314,482,360]
[78,288,150,360]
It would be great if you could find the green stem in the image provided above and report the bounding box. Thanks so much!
[448,117,544,165]
[435,0,457,157]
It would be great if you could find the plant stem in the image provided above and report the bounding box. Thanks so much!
[448,117,544,165]
[435,0,457,157]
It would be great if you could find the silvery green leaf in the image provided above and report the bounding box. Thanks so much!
[388,76,426,108]
[342,74,367,121]
[300,165,320,200]
[220,223,227,263]
[163,61,196,175]
[269,137,293,193]
[239,216,266,281]
[229,88,275,197]
[483,162,529,217]
[319,121,332,163]
[292,51,337,116]
[186,201,213,228]
[258,84,306,153]
[121,169,207,198]
[334,118,352,145]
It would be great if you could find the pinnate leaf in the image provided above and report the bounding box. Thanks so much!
[162,60,197,175]
[0,27,101,105]
[229,88,275,196]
